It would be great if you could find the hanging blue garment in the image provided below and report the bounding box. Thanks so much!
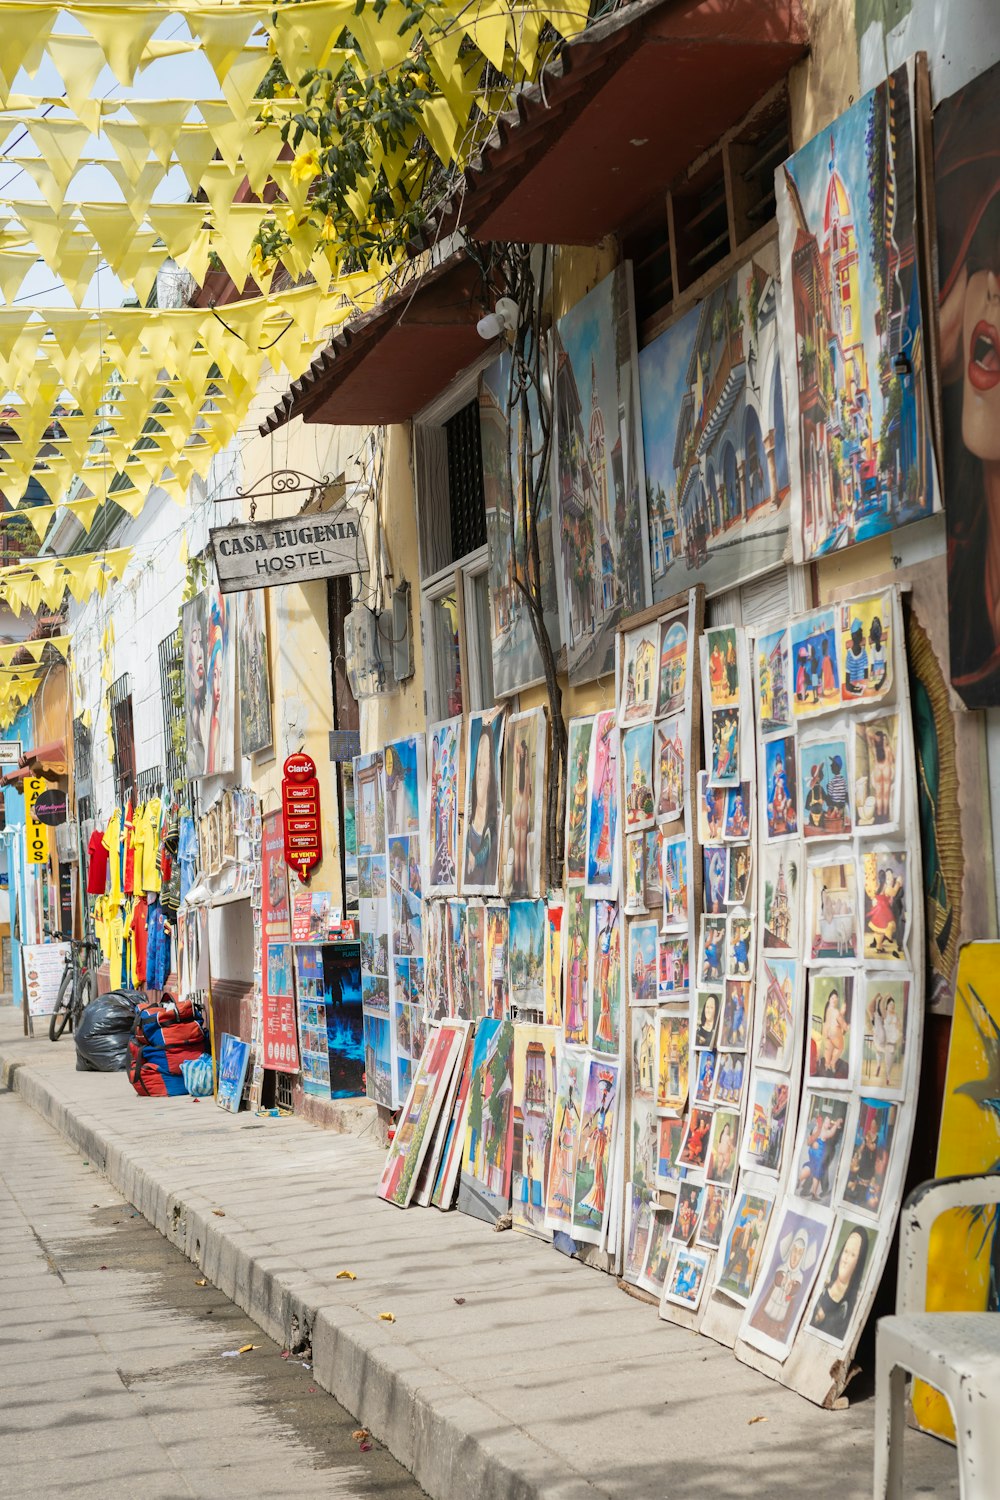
[178,813,198,902]
[145,897,172,991]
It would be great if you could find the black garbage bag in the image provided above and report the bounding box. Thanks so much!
[74,989,140,1072]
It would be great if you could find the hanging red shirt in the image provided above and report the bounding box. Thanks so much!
[87,828,109,895]
[132,897,149,986]
[123,799,135,895]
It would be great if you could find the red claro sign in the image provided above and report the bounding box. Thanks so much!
[282,752,322,882]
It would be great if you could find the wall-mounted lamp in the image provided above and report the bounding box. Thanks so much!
[477,296,520,341]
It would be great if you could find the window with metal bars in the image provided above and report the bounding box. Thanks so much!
[73,713,93,787]
[445,399,487,560]
[109,673,136,807]
[158,627,186,791]
[135,766,163,804]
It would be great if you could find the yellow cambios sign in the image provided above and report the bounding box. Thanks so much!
[24,774,49,864]
[913,941,1000,1439]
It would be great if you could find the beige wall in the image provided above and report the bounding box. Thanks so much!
[788,0,860,149]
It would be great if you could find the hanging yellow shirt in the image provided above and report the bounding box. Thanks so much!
[106,911,125,991]
[134,797,162,894]
[102,809,123,902]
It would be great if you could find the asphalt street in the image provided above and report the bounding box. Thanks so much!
[0,1081,425,1500]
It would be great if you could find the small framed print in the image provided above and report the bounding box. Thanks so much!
[721,980,750,1050]
[715,1188,775,1306]
[699,914,727,985]
[840,1098,899,1219]
[806,853,859,965]
[660,835,690,932]
[656,1115,686,1187]
[791,1091,851,1208]
[694,1047,717,1105]
[658,936,690,998]
[705,1107,741,1187]
[697,771,727,844]
[741,1201,831,1362]
[726,912,753,978]
[806,1218,879,1348]
[671,1180,705,1244]
[742,1073,791,1176]
[709,705,741,787]
[858,974,909,1096]
[627,919,659,1005]
[662,1245,712,1312]
[853,712,900,833]
[694,989,722,1049]
[654,715,686,823]
[839,593,891,704]
[713,1051,747,1109]
[656,1008,690,1114]
[727,843,753,906]
[807,972,856,1088]
[861,848,908,964]
[763,733,799,841]
[697,1183,731,1251]
[723,783,752,841]
[799,732,853,841]
[677,1106,713,1172]
[704,845,728,915]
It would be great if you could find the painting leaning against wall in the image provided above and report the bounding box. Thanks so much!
[776,58,939,564]
[551,263,651,685]
[481,347,562,699]
[639,246,791,603]
[935,56,1000,707]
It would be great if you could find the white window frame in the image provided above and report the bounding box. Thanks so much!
[415,354,500,722]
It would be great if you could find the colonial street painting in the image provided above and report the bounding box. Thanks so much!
[551,264,651,684]
[640,247,791,603]
[481,347,562,700]
[777,60,938,562]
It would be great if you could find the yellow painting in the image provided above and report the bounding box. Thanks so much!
[913,942,1000,1439]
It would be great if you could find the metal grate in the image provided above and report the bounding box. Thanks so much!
[157,627,186,791]
[109,673,135,806]
[445,399,487,560]
[72,713,93,785]
[135,766,163,803]
[274,1071,293,1112]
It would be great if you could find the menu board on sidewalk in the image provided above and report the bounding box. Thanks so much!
[22,942,70,1017]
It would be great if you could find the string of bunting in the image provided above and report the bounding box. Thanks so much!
[0,0,589,546]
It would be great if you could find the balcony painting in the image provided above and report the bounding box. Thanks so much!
[777,60,938,564]
[480,348,561,700]
[640,246,790,602]
[551,264,651,684]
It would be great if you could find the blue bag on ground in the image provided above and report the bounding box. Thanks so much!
[74,989,140,1072]
[181,1054,214,1096]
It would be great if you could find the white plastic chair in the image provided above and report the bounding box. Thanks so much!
[874,1172,1000,1499]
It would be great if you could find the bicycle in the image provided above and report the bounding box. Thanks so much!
[48,935,100,1042]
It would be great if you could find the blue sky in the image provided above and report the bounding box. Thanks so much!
[5,18,228,310]
[638,298,700,498]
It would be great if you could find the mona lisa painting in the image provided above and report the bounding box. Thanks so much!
[462,707,505,896]
[937,58,1000,706]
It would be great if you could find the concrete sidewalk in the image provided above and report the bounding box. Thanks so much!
[0,1012,958,1500]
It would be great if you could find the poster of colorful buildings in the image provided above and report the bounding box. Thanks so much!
[551,264,651,684]
[777,60,938,562]
[639,248,791,602]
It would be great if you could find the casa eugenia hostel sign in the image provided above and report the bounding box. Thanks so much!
[210,504,368,593]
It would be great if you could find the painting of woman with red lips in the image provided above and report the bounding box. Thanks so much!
[937,61,1000,706]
